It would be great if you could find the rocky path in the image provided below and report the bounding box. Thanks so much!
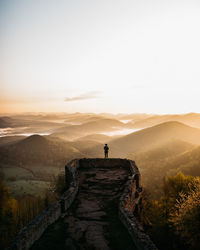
[32,165,136,250]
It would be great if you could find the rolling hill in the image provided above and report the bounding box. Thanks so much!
[0,117,22,128]
[128,113,200,129]
[0,135,83,166]
[164,145,200,177]
[51,118,125,140]
[109,121,200,157]
[129,139,194,163]
[0,136,25,146]
[77,134,113,143]
[128,139,199,198]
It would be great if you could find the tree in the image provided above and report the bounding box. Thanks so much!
[142,172,200,250]
[170,188,200,249]
[0,177,17,249]
[52,174,66,195]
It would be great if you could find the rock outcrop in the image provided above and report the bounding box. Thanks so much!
[7,158,157,250]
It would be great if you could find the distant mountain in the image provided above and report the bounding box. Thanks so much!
[0,116,64,132]
[109,121,200,157]
[164,145,200,177]
[129,113,200,129]
[129,139,194,163]
[52,118,124,140]
[77,134,113,143]
[0,136,25,146]
[128,139,199,198]
[17,134,49,148]
[79,118,123,130]
[64,114,104,124]
[0,135,83,166]
[0,117,18,128]
[71,140,102,155]
[118,113,152,121]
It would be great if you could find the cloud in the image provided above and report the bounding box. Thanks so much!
[65,91,101,102]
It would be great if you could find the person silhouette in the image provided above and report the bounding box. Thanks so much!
[104,144,109,158]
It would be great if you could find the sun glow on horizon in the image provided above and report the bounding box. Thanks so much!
[1,0,200,114]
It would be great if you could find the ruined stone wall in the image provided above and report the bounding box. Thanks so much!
[7,158,156,250]
[67,158,157,249]
[118,160,157,250]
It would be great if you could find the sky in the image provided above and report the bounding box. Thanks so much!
[0,0,200,114]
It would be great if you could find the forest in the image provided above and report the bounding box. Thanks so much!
[141,172,200,250]
[0,174,62,249]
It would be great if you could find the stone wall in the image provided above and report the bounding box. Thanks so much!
[118,160,157,250]
[7,158,157,250]
[67,158,157,250]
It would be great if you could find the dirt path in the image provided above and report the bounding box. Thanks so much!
[32,164,136,250]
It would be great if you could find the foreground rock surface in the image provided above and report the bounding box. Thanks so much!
[32,159,136,250]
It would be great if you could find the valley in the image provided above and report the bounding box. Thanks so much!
[1,112,200,199]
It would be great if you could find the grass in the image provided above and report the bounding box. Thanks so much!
[27,165,63,176]
[7,180,50,197]
[0,164,64,197]
[0,165,33,179]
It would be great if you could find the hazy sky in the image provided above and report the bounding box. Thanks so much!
[1,0,200,114]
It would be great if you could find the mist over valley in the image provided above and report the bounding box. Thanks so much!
[1,112,200,199]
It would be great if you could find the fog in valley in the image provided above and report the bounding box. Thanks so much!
[2,112,200,249]
[1,112,200,198]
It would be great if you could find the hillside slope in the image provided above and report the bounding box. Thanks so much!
[129,113,200,129]
[109,121,200,157]
[52,118,125,140]
[165,145,200,177]
[130,140,200,197]
[0,135,83,166]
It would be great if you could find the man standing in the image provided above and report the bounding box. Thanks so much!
[104,144,109,158]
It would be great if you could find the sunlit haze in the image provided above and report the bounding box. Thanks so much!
[1,0,200,114]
